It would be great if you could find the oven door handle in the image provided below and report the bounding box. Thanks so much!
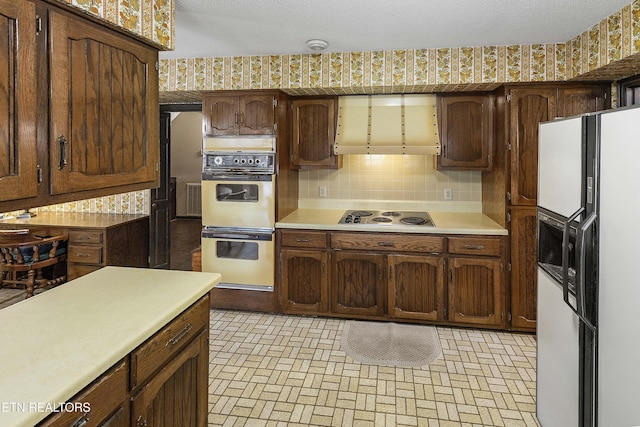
[202,230,273,241]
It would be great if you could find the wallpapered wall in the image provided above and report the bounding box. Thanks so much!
[57,0,174,49]
[159,1,640,94]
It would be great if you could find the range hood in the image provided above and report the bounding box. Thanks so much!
[333,94,440,155]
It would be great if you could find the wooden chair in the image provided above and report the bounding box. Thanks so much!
[0,231,68,298]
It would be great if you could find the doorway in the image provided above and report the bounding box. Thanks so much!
[151,104,202,270]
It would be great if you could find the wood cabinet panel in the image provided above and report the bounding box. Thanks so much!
[388,254,445,321]
[280,248,328,313]
[291,97,341,169]
[203,93,275,136]
[331,232,444,253]
[448,257,504,327]
[331,251,385,316]
[437,95,493,170]
[280,230,327,249]
[130,296,209,390]
[131,330,208,427]
[48,9,159,195]
[448,236,502,257]
[509,207,538,331]
[508,88,556,206]
[39,359,129,427]
[0,0,37,203]
[557,86,607,117]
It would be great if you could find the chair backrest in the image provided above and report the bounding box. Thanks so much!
[0,234,67,268]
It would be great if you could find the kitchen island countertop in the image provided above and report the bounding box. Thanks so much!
[0,267,220,427]
[276,209,507,235]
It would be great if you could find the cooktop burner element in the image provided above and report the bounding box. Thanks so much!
[339,210,434,226]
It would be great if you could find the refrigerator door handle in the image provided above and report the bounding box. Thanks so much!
[574,212,597,332]
[562,207,584,307]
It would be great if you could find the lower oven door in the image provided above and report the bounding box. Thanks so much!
[201,175,274,229]
[201,228,274,291]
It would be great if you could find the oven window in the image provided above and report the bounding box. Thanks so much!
[538,219,576,291]
[216,184,259,202]
[216,240,259,260]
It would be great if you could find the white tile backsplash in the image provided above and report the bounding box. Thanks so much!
[298,154,482,209]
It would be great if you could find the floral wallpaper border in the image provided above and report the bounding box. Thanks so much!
[159,1,640,94]
[54,0,174,49]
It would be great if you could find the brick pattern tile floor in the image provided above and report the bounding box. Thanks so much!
[208,310,540,427]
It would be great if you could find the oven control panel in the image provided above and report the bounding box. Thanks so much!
[203,152,275,174]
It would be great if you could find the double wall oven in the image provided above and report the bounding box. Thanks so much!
[201,137,276,291]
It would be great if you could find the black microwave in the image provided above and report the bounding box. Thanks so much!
[538,208,577,293]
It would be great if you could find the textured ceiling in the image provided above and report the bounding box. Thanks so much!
[160,0,632,59]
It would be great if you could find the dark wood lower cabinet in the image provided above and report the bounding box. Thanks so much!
[277,229,509,330]
[448,257,504,327]
[388,254,445,321]
[280,249,328,313]
[331,251,385,316]
[131,331,208,427]
[509,207,538,331]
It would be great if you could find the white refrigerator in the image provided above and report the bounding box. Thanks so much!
[536,105,640,426]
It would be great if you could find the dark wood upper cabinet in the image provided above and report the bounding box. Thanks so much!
[557,86,607,117]
[48,9,159,195]
[291,97,341,169]
[508,87,556,206]
[0,1,160,212]
[0,0,37,203]
[203,93,275,136]
[437,94,494,171]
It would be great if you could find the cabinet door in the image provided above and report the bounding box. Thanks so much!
[280,249,328,313]
[131,331,208,427]
[0,0,37,202]
[388,254,445,321]
[557,86,607,117]
[509,206,538,331]
[203,95,239,136]
[448,257,504,327]
[240,94,275,135]
[508,88,556,206]
[48,10,159,195]
[437,95,493,170]
[331,251,385,316]
[292,98,339,169]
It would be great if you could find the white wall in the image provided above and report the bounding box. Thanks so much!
[170,112,202,217]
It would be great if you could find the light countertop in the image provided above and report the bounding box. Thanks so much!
[0,267,221,427]
[276,209,507,235]
[0,212,148,228]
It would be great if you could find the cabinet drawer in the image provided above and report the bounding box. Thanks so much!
[331,233,445,253]
[280,230,327,249]
[39,359,128,427]
[448,236,502,257]
[67,245,103,264]
[68,230,104,244]
[130,295,209,389]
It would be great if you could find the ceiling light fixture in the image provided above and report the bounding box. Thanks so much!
[306,39,329,51]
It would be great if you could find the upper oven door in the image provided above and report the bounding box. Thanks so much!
[201,175,275,229]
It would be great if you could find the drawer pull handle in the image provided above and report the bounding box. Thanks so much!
[71,412,90,427]
[166,323,193,347]
[295,238,310,242]
[377,242,395,247]
[463,245,484,250]
[75,253,93,257]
